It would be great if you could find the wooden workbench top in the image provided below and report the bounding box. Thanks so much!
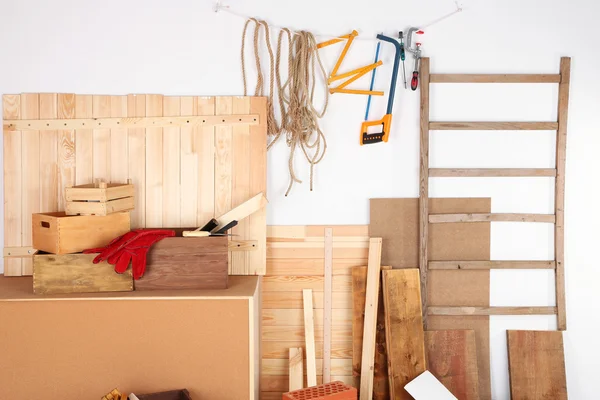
[0,274,259,302]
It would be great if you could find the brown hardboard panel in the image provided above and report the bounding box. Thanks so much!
[370,198,491,399]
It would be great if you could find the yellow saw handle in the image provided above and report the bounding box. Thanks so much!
[360,114,392,145]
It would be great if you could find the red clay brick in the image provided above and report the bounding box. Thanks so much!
[282,381,357,400]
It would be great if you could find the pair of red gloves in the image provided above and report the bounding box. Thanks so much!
[83,229,175,280]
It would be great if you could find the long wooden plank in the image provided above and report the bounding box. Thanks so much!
[429,261,556,270]
[196,97,216,226]
[92,95,111,182]
[261,325,352,342]
[289,348,303,391]
[425,330,479,399]
[429,168,556,177]
[163,96,181,227]
[383,269,426,400]
[555,57,570,331]
[429,73,561,83]
[262,341,352,359]
[429,213,555,223]
[507,330,567,399]
[323,228,333,383]
[352,266,389,399]
[109,96,128,184]
[3,114,258,131]
[127,94,146,229]
[359,238,383,400]
[21,93,40,276]
[303,289,317,387]
[57,94,76,211]
[230,97,251,274]
[419,57,430,325]
[145,95,163,228]
[248,96,267,275]
[39,93,59,215]
[428,307,557,316]
[262,358,352,376]
[75,95,93,185]
[267,247,369,260]
[215,97,233,270]
[262,291,352,309]
[262,275,351,293]
[266,258,367,276]
[3,94,22,275]
[262,308,351,327]
[429,121,558,130]
[180,96,198,227]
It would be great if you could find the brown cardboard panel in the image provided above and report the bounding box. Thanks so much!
[369,198,491,400]
[0,294,254,399]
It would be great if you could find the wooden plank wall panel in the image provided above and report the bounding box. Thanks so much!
[20,94,40,276]
[57,94,76,211]
[162,96,181,227]
[231,96,251,273]
[127,94,146,229]
[507,330,567,400]
[2,95,22,276]
[2,94,266,276]
[196,97,216,226]
[180,96,198,227]
[145,95,163,228]
[92,95,111,182]
[75,95,93,185]
[261,226,368,399]
[110,95,128,184]
[39,93,58,214]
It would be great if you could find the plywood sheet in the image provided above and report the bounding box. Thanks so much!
[370,198,491,399]
[382,269,426,400]
[425,330,479,399]
[507,330,567,400]
[2,94,266,276]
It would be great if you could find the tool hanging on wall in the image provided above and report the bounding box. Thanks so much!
[318,30,384,96]
[399,31,407,89]
[406,27,425,91]
[360,34,402,145]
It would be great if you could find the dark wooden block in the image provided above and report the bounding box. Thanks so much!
[136,389,192,400]
[134,235,228,291]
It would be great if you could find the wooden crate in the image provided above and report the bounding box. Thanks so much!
[135,235,229,291]
[33,253,133,294]
[65,181,135,216]
[32,212,130,255]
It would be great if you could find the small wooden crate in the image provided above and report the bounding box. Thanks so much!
[135,234,228,291]
[65,181,135,216]
[32,212,131,254]
[33,253,133,295]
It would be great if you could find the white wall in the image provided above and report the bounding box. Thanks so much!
[1,0,599,398]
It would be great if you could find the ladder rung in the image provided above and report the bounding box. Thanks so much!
[428,306,557,316]
[429,121,558,130]
[429,74,561,83]
[429,168,556,177]
[429,213,556,223]
[428,261,556,270]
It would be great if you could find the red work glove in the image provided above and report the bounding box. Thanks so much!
[83,229,175,280]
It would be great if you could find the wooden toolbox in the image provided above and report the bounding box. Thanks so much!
[32,212,131,255]
[135,234,229,291]
[33,253,133,295]
[65,181,135,216]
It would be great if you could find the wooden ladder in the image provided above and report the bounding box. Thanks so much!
[418,57,571,331]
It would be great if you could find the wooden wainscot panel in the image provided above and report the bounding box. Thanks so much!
[33,253,133,294]
[134,235,229,291]
[32,212,131,254]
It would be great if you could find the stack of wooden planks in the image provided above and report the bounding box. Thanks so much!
[261,225,370,400]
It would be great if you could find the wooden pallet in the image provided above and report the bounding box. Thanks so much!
[418,57,571,330]
[2,94,267,276]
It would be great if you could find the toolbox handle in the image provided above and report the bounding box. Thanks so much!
[40,221,51,228]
